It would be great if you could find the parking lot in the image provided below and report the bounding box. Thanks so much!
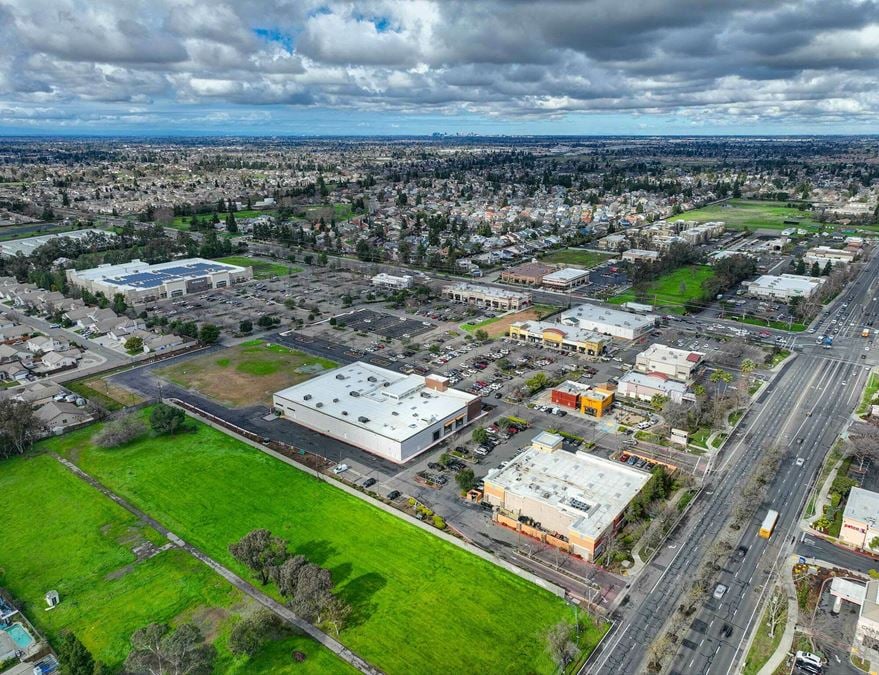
[334,307,435,338]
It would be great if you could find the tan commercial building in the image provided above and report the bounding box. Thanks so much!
[483,432,650,561]
[841,487,879,550]
[745,274,824,301]
[541,267,590,291]
[804,246,858,268]
[500,261,557,286]
[635,343,704,383]
[508,320,608,356]
[856,581,879,661]
[441,282,531,310]
[622,249,660,264]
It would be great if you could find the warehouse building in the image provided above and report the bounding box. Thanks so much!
[559,304,657,340]
[441,282,531,310]
[551,381,615,417]
[635,343,704,383]
[616,371,688,405]
[483,432,651,562]
[273,361,481,464]
[371,273,413,290]
[67,258,253,304]
[499,261,557,286]
[803,246,858,268]
[0,228,114,258]
[541,267,590,291]
[508,320,608,356]
[744,274,824,301]
[841,487,879,550]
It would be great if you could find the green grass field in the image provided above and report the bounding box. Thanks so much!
[156,339,336,407]
[0,454,350,674]
[858,372,879,415]
[169,210,277,231]
[669,199,822,231]
[44,415,607,675]
[215,256,302,279]
[608,265,715,314]
[732,315,807,332]
[539,249,614,268]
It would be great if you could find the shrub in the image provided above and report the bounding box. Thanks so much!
[93,414,148,448]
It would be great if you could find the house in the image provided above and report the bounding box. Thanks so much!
[38,351,78,371]
[34,401,93,432]
[26,335,68,354]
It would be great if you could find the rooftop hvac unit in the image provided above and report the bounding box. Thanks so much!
[315,402,323,408]
[367,376,377,382]
[341,411,348,416]
[349,391,360,397]
[335,373,346,380]
[358,416,370,423]
[303,394,312,401]
[332,398,339,402]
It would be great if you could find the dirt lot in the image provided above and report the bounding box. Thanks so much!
[477,305,558,338]
[156,339,337,407]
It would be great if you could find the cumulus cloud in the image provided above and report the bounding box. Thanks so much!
[0,0,878,130]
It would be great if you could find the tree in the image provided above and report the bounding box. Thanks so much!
[525,372,549,394]
[198,324,220,344]
[229,529,289,585]
[57,631,96,675]
[93,413,148,448]
[740,358,756,375]
[795,258,806,275]
[273,554,308,597]
[870,537,879,550]
[456,467,477,492]
[288,564,333,623]
[150,403,186,435]
[112,293,128,315]
[225,211,238,234]
[125,622,215,675]
[322,594,351,636]
[474,328,489,342]
[239,319,252,334]
[546,621,579,671]
[649,394,667,412]
[124,335,144,354]
[822,260,833,276]
[228,610,278,657]
[472,426,489,445]
[810,261,820,277]
[0,399,39,458]
[765,585,785,638]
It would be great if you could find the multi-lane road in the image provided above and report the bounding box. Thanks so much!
[589,252,879,675]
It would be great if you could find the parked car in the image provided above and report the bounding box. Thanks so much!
[362,477,377,488]
[386,490,401,500]
[332,463,349,475]
[713,583,728,600]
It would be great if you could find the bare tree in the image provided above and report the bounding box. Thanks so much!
[848,424,879,474]
[92,413,147,448]
[0,399,39,458]
[126,623,215,675]
[546,621,580,671]
[765,584,786,638]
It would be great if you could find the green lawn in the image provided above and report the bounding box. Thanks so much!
[732,315,807,332]
[540,249,613,268]
[669,199,823,232]
[858,372,879,415]
[0,223,91,243]
[169,210,277,231]
[608,265,715,314]
[215,256,302,279]
[44,415,607,675]
[690,427,712,449]
[742,588,788,675]
[460,315,501,332]
[0,454,349,674]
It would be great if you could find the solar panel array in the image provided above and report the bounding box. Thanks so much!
[106,262,234,288]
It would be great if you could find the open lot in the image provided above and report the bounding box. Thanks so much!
[461,303,559,337]
[539,248,615,268]
[168,209,277,231]
[669,199,823,231]
[156,339,336,407]
[608,265,716,314]
[0,453,348,673]
[67,375,145,411]
[47,414,606,675]
[215,255,302,279]
[335,308,434,338]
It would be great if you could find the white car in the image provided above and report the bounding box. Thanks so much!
[713,583,728,600]
[332,463,349,475]
[795,457,805,467]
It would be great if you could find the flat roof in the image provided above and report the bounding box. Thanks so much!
[637,343,704,367]
[749,274,824,294]
[72,258,247,291]
[501,261,557,277]
[274,361,476,443]
[444,282,530,300]
[542,267,590,283]
[861,580,879,623]
[0,228,112,256]
[560,304,658,331]
[511,319,607,345]
[618,371,688,395]
[485,447,650,540]
[844,487,879,528]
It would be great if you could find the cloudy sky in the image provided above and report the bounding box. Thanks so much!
[1,0,878,135]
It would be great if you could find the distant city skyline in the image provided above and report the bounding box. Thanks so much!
[2,0,878,136]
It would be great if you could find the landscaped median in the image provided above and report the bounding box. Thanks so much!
[39,409,608,674]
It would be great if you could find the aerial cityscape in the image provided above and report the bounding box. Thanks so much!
[2,2,879,675]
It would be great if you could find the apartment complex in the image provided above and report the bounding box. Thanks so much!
[67,258,253,304]
[483,432,650,562]
[273,361,481,464]
[441,282,532,310]
[803,246,858,268]
[508,320,608,356]
[635,343,704,383]
[559,304,657,340]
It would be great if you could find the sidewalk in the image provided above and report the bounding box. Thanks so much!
[756,555,799,675]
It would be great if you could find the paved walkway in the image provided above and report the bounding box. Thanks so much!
[51,453,382,675]
[756,555,799,675]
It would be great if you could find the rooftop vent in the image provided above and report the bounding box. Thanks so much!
[367,376,377,382]
[303,394,312,401]
[335,373,346,380]
[358,416,370,423]
[349,391,360,397]
[315,402,323,408]
[332,398,339,403]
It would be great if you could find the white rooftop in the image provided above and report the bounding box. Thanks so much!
[71,257,248,291]
[637,343,704,368]
[748,274,824,295]
[274,361,476,442]
[485,447,650,540]
[618,371,688,395]
[0,228,112,257]
[560,304,658,330]
[542,267,590,283]
[445,282,529,300]
[844,487,879,528]
[511,320,607,345]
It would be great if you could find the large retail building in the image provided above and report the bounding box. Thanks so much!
[67,257,253,304]
[273,361,481,463]
[559,304,657,340]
